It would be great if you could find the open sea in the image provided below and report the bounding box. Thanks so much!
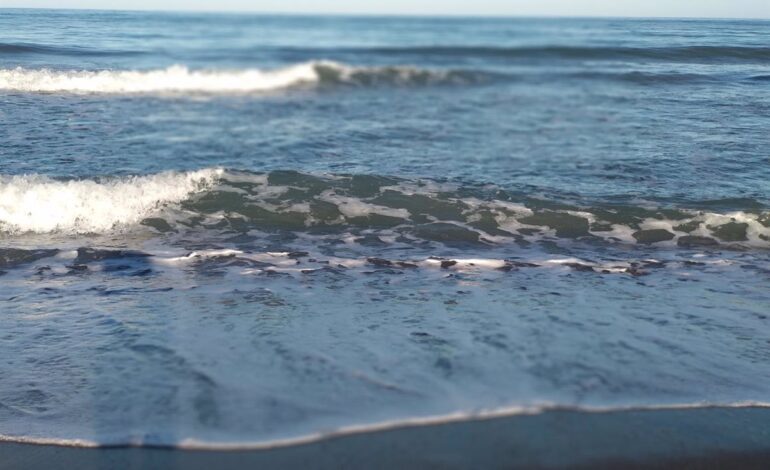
[1,9,769,448]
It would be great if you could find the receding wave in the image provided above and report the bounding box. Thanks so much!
[0,402,767,450]
[0,246,724,278]
[0,62,482,93]
[1,169,768,248]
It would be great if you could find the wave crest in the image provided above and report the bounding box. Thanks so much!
[0,62,478,94]
[0,169,221,234]
[2,169,768,249]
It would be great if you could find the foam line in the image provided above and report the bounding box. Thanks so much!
[0,62,469,93]
[0,401,767,450]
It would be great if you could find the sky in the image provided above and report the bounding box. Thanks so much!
[1,0,769,19]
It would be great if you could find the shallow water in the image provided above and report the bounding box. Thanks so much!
[1,9,769,447]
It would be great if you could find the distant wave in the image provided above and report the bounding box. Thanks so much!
[569,70,721,85]
[0,62,482,93]
[5,40,770,63]
[1,169,768,248]
[1,63,757,94]
[339,45,770,63]
[565,70,770,85]
[0,41,142,56]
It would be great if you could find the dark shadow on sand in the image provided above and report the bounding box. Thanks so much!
[2,406,770,469]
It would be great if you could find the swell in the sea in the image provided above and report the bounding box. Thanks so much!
[5,41,770,62]
[349,45,770,62]
[0,41,142,56]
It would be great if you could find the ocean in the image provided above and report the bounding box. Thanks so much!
[0,9,769,449]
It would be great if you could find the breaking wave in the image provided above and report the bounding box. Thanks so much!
[2,62,762,94]
[0,169,221,234]
[1,169,768,248]
[0,62,482,93]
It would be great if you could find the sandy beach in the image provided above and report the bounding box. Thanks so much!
[3,406,770,469]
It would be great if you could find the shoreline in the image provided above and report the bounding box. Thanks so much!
[3,406,770,469]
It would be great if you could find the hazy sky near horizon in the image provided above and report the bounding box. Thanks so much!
[2,0,770,18]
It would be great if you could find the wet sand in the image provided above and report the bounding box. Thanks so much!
[2,406,770,469]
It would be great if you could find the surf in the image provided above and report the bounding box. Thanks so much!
[1,169,768,249]
[0,169,222,234]
[0,62,480,94]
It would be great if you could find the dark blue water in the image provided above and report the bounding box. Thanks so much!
[1,9,769,447]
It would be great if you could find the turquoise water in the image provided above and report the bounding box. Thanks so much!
[0,9,769,447]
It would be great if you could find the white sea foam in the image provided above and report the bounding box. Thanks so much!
[0,62,461,94]
[0,63,322,93]
[173,401,770,450]
[319,190,411,219]
[0,169,222,234]
[1,167,768,246]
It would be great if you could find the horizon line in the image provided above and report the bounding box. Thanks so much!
[1,6,769,21]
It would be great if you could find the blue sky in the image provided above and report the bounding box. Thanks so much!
[2,0,769,18]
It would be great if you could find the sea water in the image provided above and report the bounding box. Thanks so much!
[1,9,769,447]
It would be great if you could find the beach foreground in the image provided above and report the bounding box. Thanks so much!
[2,406,769,469]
